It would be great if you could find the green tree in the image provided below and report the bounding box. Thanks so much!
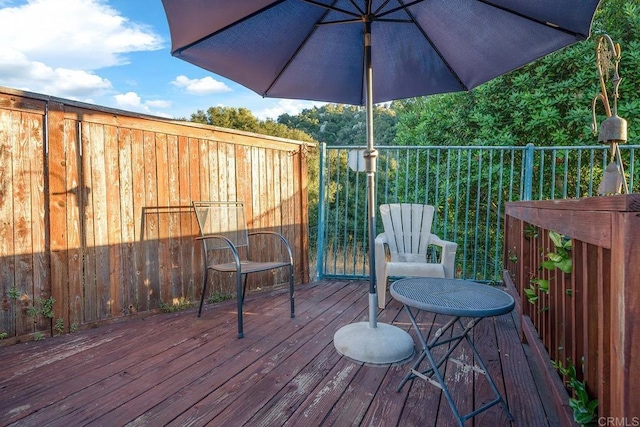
[190,106,315,142]
[394,0,640,148]
[278,103,398,146]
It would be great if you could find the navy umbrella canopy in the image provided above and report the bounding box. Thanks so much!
[162,0,601,363]
[163,0,600,106]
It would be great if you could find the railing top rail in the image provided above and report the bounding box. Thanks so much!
[326,144,640,150]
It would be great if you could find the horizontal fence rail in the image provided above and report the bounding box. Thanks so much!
[316,143,640,281]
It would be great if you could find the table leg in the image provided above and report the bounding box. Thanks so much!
[397,305,513,425]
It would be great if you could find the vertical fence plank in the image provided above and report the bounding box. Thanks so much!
[47,106,68,335]
[80,122,97,322]
[118,128,136,313]
[585,243,600,399]
[155,133,170,305]
[166,134,181,303]
[177,135,193,299]
[13,109,35,336]
[26,112,47,333]
[189,137,203,297]
[89,123,110,319]
[131,128,146,312]
[609,212,640,416]
[65,119,83,330]
[104,125,124,317]
[143,131,160,309]
[0,108,16,337]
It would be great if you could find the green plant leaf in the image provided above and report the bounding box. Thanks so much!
[549,231,563,247]
[548,252,564,263]
[556,258,573,273]
[524,287,539,303]
[542,260,557,270]
[574,411,594,425]
[538,280,550,293]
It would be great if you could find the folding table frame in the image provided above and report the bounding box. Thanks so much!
[391,277,515,426]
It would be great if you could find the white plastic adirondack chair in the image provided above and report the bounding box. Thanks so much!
[375,204,457,308]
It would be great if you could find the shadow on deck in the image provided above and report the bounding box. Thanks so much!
[0,280,558,426]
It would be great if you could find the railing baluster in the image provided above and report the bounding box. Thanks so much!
[318,144,639,282]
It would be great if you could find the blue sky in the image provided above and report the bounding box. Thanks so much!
[0,0,323,120]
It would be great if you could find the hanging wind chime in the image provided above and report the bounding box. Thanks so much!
[591,34,629,195]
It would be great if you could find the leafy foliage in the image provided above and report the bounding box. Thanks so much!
[278,103,398,146]
[393,0,640,148]
[542,231,573,274]
[190,106,315,143]
[553,359,599,426]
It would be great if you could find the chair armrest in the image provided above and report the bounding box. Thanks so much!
[374,233,387,268]
[429,234,458,278]
[248,231,294,265]
[375,233,388,247]
[195,234,242,267]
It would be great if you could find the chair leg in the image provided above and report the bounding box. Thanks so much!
[289,265,295,318]
[237,272,244,338]
[242,274,248,305]
[377,272,388,309]
[198,268,209,318]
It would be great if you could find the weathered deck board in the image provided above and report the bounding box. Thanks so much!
[0,280,557,426]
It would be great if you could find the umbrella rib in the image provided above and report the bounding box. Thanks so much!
[477,0,590,39]
[376,0,427,18]
[172,0,287,55]
[395,0,469,91]
[264,0,342,98]
[302,0,362,19]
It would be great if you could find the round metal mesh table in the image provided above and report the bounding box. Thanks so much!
[390,277,514,318]
[391,277,515,426]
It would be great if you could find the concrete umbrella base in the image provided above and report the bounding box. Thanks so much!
[333,322,414,365]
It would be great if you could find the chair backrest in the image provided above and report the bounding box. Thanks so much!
[192,201,249,250]
[380,204,434,259]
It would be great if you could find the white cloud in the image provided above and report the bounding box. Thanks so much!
[145,99,172,109]
[0,47,112,98]
[0,0,162,101]
[171,75,232,95]
[0,0,163,70]
[114,91,144,109]
[113,91,174,118]
[254,99,326,120]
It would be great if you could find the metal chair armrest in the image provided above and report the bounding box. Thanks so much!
[248,231,294,265]
[195,234,242,269]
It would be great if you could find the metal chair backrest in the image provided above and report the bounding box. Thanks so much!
[192,201,249,250]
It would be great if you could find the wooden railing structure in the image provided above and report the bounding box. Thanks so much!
[504,194,640,422]
[0,87,311,342]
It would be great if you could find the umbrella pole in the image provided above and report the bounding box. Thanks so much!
[333,19,414,365]
[363,21,378,330]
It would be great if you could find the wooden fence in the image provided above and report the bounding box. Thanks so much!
[504,194,640,421]
[0,87,312,341]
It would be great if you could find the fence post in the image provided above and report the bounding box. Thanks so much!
[316,143,327,280]
[523,143,535,201]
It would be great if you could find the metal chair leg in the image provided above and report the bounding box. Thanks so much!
[237,271,244,338]
[289,265,295,318]
[198,268,209,318]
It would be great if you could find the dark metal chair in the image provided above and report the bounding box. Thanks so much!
[192,201,294,338]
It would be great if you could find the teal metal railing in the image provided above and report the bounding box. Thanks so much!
[316,143,639,282]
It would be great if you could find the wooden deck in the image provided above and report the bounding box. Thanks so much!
[0,280,558,426]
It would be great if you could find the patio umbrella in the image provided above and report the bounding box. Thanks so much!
[161,0,602,363]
